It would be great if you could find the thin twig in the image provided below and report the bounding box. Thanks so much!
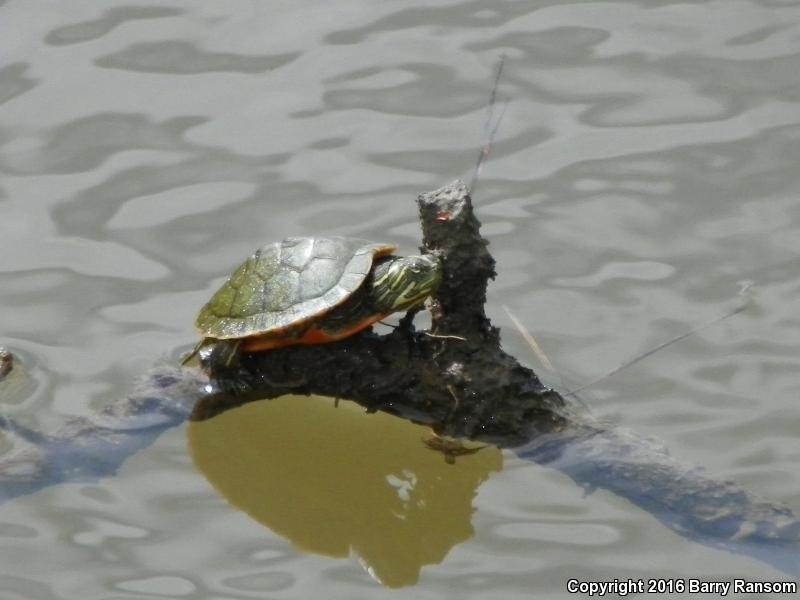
[424,332,467,341]
[469,55,508,193]
[502,304,555,372]
[503,304,593,412]
[564,300,751,398]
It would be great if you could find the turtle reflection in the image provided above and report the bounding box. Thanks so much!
[188,394,502,588]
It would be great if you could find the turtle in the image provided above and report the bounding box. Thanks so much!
[184,236,441,365]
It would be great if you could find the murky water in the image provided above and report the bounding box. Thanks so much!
[2,0,800,597]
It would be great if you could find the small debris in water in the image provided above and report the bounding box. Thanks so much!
[423,435,486,464]
[0,348,13,380]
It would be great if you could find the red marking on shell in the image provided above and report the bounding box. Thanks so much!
[241,313,388,352]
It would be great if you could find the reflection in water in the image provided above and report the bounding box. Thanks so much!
[188,394,502,588]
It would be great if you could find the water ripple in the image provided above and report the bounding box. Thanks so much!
[0,113,207,175]
[95,41,299,75]
[0,63,37,106]
[45,6,184,46]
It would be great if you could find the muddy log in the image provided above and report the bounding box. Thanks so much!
[197,181,565,445]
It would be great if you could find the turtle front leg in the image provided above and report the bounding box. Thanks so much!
[397,306,422,333]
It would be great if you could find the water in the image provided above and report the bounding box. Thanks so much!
[2,0,800,596]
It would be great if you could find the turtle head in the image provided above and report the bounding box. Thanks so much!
[370,253,441,313]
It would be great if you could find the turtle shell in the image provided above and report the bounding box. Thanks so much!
[195,237,396,340]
